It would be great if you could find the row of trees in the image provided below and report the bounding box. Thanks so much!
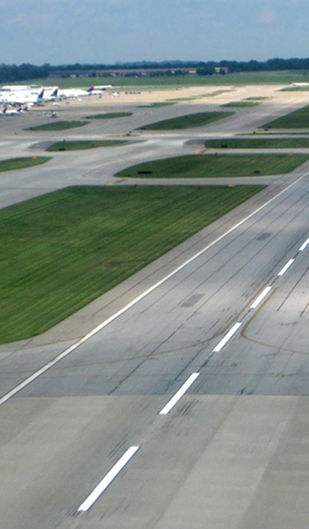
[2,58,309,83]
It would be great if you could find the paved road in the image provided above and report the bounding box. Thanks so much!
[1,84,309,528]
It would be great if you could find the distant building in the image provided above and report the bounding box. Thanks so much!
[214,67,229,74]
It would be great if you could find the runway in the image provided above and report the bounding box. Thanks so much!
[1,83,309,528]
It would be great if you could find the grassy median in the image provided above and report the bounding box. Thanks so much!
[137,111,233,130]
[46,140,127,151]
[85,112,133,119]
[0,156,51,172]
[262,104,309,129]
[26,120,89,131]
[204,138,309,148]
[0,184,264,343]
[115,154,309,178]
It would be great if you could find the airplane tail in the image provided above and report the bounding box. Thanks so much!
[37,89,45,100]
[87,85,95,94]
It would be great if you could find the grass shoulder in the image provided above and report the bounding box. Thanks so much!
[115,154,309,178]
[26,120,89,131]
[204,137,309,148]
[261,104,309,129]
[221,101,260,107]
[137,111,234,130]
[84,112,133,119]
[0,156,51,172]
[0,184,264,343]
[46,140,127,151]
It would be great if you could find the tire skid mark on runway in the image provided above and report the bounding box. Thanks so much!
[5,181,309,517]
[159,372,200,415]
[155,240,309,415]
[0,171,308,410]
[77,445,140,512]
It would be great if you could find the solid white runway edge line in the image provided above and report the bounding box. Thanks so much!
[278,259,294,277]
[1,171,308,407]
[77,446,140,512]
[250,286,272,309]
[299,238,309,251]
[213,322,242,352]
[159,372,200,415]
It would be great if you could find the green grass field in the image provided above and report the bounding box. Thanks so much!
[221,101,260,107]
[46,140,127,151]
[262,105,309,129]
[204,138,309,148]
[25,71,309,89]
[26,120,89,131]
[115,154,309,178]
[84,112,133,119]
[0,185,264,343]
[0,156,51,172]
[138,102,177,108]
[137,112,234,130]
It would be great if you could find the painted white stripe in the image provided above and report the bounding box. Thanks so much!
[278,259,294,277]
[299,238,309,252]
[159,372,200,415]
[78,446,140,512]
[0,172,308,406]
[213,322,242,352]
[250,286,272,309]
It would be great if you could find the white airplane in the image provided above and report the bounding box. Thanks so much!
[290,82,309,87]
[0,88,46,106]
[57,84,112,99]
[0,105,27,116]
[0,84,41,92]
[41,87,59,101]
[91,85,113,95]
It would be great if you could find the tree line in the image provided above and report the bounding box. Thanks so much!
[2,58,309,83]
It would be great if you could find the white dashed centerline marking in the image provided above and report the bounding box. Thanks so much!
[278,259,294,277]
[1,173,308,407]
[250,286,272,309]
[77,446,140,512]
[299,238,309,252]
[213,322,242,352]
[159,372,200,415]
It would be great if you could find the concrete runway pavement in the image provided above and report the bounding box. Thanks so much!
[1,84,309,528]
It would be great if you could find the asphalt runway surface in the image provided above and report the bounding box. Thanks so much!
[1,83,309,528]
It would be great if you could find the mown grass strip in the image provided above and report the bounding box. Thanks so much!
[85,112,133,119]
[221,101,260,107]
[138,102,177,108]
[0,156,51,172]
[204,138,309,148]
[137,111,233,130]
[0,185,264,343]
[115,154,309,178]
[262,104,309,129]
[46,140,127,151]
[26,120,89,131]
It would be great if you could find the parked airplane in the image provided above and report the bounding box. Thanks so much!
[90,85,113,95]
[290,82,309,87]
[0,89,45,106]
[0,84,41,92]
[0,105,27,116]
[57,84,112,99]
[41,87,59,101]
